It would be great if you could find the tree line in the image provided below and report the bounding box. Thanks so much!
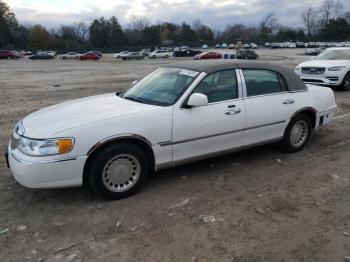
[0,0,350,50]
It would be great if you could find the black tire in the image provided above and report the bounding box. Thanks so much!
[339,72,350,91]
[88,142,149,200]
[281,113,312,153]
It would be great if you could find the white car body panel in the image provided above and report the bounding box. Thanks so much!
[7,67,337,189]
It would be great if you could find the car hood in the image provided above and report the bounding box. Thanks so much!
[298,60,350,68]
[22,93,159,138]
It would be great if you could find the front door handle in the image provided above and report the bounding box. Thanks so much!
[283,99,295,105]
[225,108,241,115]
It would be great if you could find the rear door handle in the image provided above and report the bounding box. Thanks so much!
[225,108,241,115]
[283,99,295,105]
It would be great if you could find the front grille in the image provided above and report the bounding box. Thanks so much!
[302,79,324,83]
[301,67,325,75]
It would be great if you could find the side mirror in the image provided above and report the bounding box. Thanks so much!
[187,93,208,108]
[132,80,138,85]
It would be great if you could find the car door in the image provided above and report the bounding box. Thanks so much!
[240,69,298,145]
[172,69,246,165]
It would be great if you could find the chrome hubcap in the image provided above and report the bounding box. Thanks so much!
[102,154,140,192]
[290,120,308,147]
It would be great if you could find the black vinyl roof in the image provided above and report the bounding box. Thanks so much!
[165,60,307,91]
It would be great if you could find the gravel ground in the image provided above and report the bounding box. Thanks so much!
[0,49,350,262]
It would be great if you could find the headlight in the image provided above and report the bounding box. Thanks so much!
[328,66,346,71]
[15,137,74,156]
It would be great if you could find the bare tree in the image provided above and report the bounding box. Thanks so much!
[301,8,318,36]
[192,18,202,31]
[319,0,344,25]
[129,15,150,31]
[259,13,278,37]
[73,22,88,42]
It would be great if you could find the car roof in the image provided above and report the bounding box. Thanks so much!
[165,60,307,91]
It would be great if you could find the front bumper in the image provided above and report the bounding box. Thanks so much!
[295,71,346,86]
[7,145,87,189]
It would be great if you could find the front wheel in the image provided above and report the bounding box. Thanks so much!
[281,113,312,152]
[340,72,350,91]
[88,142,149,199]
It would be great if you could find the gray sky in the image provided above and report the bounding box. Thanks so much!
[4,0,350,29]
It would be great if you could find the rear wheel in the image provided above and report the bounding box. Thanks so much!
[281,113,312,152]
[340,72,350,91]
[88,143,149,199]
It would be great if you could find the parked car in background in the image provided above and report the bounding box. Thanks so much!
[271,43,280,49]
[46,51,57,56]
[173,49,201,57]
[243,43,250,49]
[304,48,322,56]
[194,51,222,60]
[228,44,235,49]
[140,49,151,56]
[6,60,336,199]
[288,43,297,48]
[79,52,100,61]
[214,44,221,48]
[296,42,306,48]
[221,43,228,48]
[60,52,81,59]
[264,42,271,48]
[113,51,129,59]
[0,50,19,59]
[295,47,350,91]
[236,50,258,60]
[121,52,145,60]
[25,50,32,56]
[91,51,102,58]
[29,53,55,60]
[250,43,258,49]
[149,50,172,58]
[11,51,22,58]
[201,44,208,49]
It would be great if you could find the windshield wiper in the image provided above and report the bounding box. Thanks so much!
[124,96,145,104]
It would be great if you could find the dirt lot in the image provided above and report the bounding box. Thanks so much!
[1,49,350,262]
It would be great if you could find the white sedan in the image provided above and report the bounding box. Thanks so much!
[295,47,350,91]
[113,51,129,59]
[60,52,81,59]
[6,61,336,199]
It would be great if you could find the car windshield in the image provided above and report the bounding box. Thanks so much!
[315,49,350,60]
[123,68,199,106]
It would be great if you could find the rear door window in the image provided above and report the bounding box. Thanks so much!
[242,69,287,97]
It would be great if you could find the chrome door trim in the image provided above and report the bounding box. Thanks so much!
[237,69,247,98]
[159,120,286,147]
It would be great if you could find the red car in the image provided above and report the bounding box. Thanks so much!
[79,52,99,61]
[0,50,19,60]
[194,51,222,60]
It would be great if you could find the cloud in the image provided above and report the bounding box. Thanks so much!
[5,0,350,29]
